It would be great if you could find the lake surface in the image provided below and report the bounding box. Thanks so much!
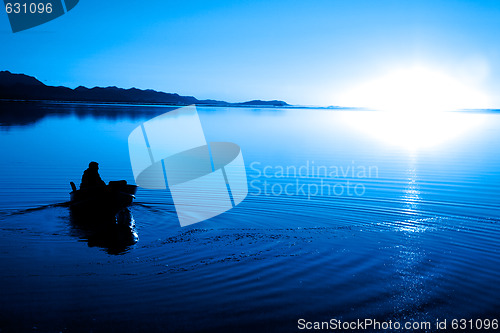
[1,101,499,332]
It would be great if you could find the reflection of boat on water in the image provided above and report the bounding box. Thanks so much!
[69,208,139,255]
[69,180,139,254]
[69,180,137,219]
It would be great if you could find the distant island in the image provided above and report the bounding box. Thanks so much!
[0,71,289,107]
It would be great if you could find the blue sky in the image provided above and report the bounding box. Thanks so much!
[2,0,500,106]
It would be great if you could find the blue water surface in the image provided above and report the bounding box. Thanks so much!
[0,102,499,332]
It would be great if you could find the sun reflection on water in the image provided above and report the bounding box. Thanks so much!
[340,110,487,150]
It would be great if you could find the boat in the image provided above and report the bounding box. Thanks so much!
[69,180,137,220]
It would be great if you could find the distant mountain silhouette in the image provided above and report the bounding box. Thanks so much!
[0,71,289,107]
[0,71,46,86]
[238,100,289,107]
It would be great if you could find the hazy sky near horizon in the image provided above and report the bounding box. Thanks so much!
[2,0,500,107]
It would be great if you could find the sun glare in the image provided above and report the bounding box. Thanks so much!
[339,65,490,112]
[341,110,486,150]
[338,65,489,150]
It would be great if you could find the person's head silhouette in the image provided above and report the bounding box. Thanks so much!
[89,161,99,171]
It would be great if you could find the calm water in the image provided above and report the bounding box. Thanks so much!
[0,102,499,332]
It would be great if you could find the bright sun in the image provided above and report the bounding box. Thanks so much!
[338,65,490,150]
[339,65,490,112]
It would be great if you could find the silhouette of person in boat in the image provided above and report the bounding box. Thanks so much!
[80,161,106,189]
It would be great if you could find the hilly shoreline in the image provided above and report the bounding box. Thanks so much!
[0,71,289,108]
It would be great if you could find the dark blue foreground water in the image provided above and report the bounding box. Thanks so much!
[0,102,499,332]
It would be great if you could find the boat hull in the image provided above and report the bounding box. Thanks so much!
[70,182,137,220]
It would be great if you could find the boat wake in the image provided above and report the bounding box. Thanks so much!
[0,202,70,220]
